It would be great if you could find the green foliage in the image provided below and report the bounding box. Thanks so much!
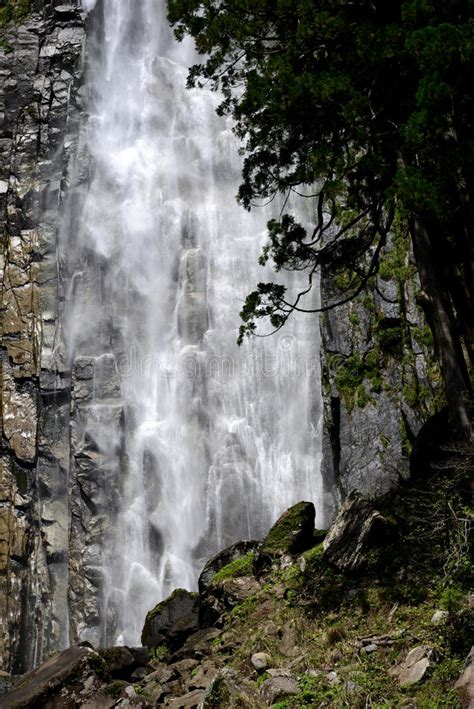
[439,587,465,613]
[0,0,31,27]
[210,552,255,585]
[104,680,128,699]
[328,351,382,412]
[168,0,474,421]
[148,644,169,661]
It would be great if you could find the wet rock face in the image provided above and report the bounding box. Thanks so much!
[0,0,85,672]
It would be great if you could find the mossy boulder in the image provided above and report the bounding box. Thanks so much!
[141,588,199,651]
[255,501,316,573]
[198,540,259,595]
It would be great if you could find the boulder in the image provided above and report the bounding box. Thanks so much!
[168,689,206,708]
[2,646,100,708]
[198,540,259,595]
[254,502,315,574]
[455,646,474,708]
[141,589,199,651]
[323,492,395,572]
[200,575,260,628]
[389,645,433,687]
[98,646,138,678]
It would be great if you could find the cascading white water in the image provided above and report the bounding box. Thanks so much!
[67,0,324,646]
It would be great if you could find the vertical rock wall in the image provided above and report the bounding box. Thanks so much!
[0,0,84,672]
[320,231,443,501]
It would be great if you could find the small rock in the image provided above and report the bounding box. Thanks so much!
[251,652,271,671]
[326,671,340,685]
[144,666,176,685]
[168,689,205,708]
[344,679,359,695]
[280,555,294,569]
[431,610,448,625]
[389,646,433,687]
[455,646,474,708]
[260,675,299,703]
[279,623,297,658]
[187,662,219,690]
[362,643,378,654]
[169,658,199,677]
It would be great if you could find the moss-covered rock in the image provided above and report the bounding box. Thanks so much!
[256,501,316,570]
[199,540,259,594]
[141,588,199,651]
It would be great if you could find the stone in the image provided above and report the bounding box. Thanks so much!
[200,574,260,628]
[169,658,199,677]
[187,662,219,691]
[362,643,378,653]
[141,588,199,651]
[455,646,474,708]
[145,666,176,685]
[259,501,316,558]
[198,539,259,595]
[430,610,448,625]
[168,689,206,708]
[260,675,299,703]
[204,670,261,708]
[323,492,395,571]
[1,646,97,708]
[251,652,271,671]
[97,646,140,678]
[279,623,297,658]
[389,646,433,688]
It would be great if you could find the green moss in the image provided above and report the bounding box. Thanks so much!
[211,552,255,585]
[259,501,315,556]
[331,351,382,412]
[148,644,169,661]
[104,680,128,699]
[0,0,31,27]
[86,653,108,681]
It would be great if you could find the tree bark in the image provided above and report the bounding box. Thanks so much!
[409,215,472,440]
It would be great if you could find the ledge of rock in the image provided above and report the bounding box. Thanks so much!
[2,646,96,709]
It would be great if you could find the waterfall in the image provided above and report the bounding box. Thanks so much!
[64,0,323,647]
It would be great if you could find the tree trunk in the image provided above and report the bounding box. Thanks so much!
[409,215,472,440]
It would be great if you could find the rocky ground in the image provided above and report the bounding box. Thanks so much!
[1,466,473,708]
